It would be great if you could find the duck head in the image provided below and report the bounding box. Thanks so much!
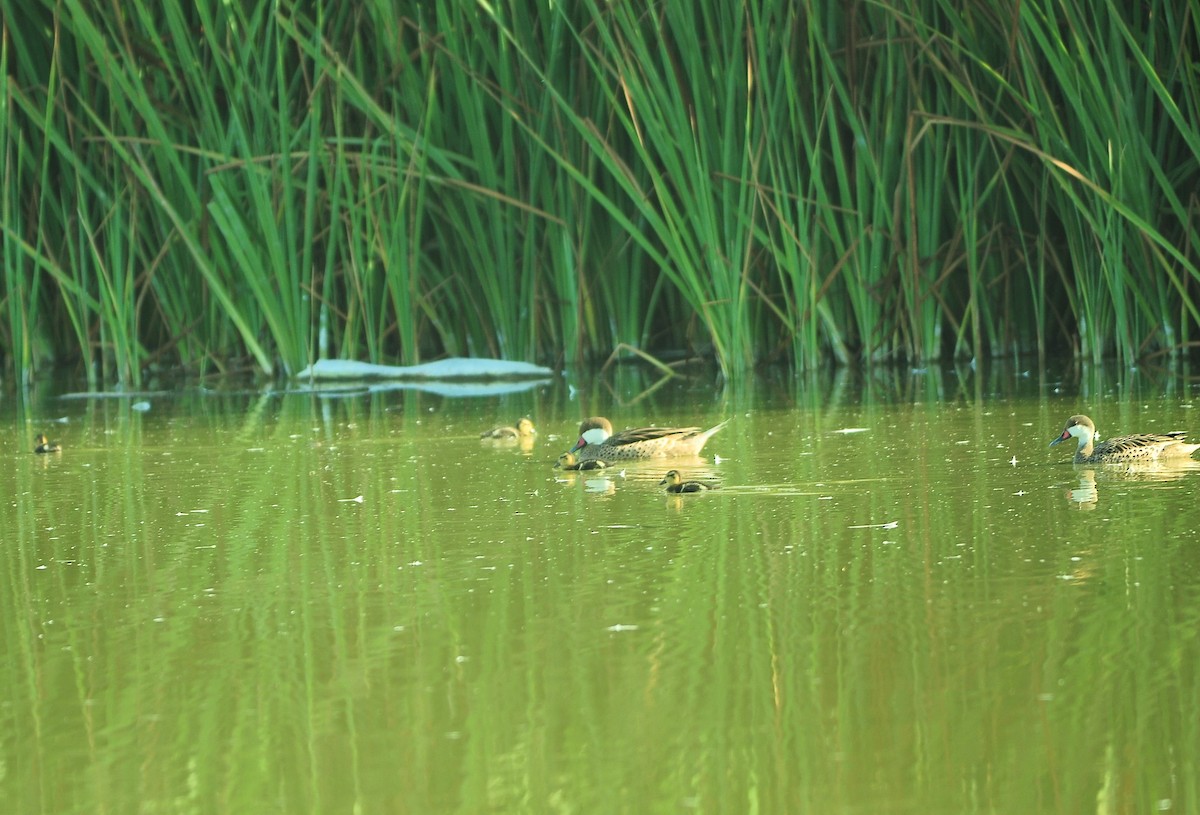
[1050,415,1096,450]
[659,469,683,488]
[569,416,612,453]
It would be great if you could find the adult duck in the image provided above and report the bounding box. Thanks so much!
[1049,414,1200,464]
[568,416,728,461]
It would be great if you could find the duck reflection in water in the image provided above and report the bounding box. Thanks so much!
[1063,460,1200,509]
[1066,470,1098,509]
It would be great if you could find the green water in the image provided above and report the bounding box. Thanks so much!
[4,366,1200,814]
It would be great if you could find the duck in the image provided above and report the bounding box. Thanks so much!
[659,469,715,493]
[555,452,609,471]
[1049,414,1200,464]
[568,416,728,461]
[480,417,536,441]
[34,433,61,454]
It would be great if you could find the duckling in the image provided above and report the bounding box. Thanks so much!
[555,451,609,471]
[480,417,537,441]
[659,469,714,493]
[34,433,61,454]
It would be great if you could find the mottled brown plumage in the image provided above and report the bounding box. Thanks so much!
[1049,414,1200,464]
[568,416,728,461]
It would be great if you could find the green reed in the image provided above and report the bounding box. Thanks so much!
[1002,0,1200,364]
[3,0,1200,383]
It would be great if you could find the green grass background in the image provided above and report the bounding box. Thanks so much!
[3,0,1199,384]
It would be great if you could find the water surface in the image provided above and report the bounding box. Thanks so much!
[4,365,1200,813]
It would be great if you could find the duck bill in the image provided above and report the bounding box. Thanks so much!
[568,437,587,454]
[1049,430,1070,447]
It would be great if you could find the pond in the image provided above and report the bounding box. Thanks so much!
[3,362,1199,814]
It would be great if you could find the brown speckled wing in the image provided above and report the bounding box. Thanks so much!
[1093,432,1187,457]
[606,426,701,446]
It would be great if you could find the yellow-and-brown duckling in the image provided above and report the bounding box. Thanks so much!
[659,469,715,493]
[1050,414,1200,464]
[568,416,728,461]
[480,417,536,441]
[555,452,609,471]
[34,433,61,454]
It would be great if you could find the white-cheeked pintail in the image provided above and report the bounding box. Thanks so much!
[568,416,728,461]
[1049,414,1200,464]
